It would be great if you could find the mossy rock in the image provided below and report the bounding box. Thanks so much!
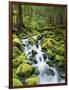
[28,37,36,45]
[55,55,64,67]
[47,39,53,48]
[42,38,53,49]
[13,34,20,45]
[13,59,20,68]
[13,78,22,86]
[46,61,54,67]
[13,52,28,68]
[47,49,54,56]
[17,53,27,63]
[13,69,18,79]
[13,34,17,39]
[33,67,39,75]
[13,38,20,44]
[16,64,35,78]
[26,76,39,85]
[55,55,62,61]
[13,46,21,59]
[55,44,64,55]
[32,50,38,56]
[57,61,64,67]
[47,49,52,54]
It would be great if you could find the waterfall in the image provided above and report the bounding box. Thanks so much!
[22,36,65,84]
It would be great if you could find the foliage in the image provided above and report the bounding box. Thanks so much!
[13,78,23,86]
[25,76,39,85]
[12,4,66,86]
[13,53,28,68]
[16,64,35,78]
[13,46,21,59]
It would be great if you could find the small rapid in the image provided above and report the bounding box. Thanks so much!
[22,36,65,84]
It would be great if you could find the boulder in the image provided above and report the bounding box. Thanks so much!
[13,53,28,68]
[13,46,21,59]
[13,78,22,86]
[16,64,35,78]
[26,76,39,85]
[13,34,20,46]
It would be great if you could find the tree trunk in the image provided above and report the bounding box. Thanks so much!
[17,5,23,32]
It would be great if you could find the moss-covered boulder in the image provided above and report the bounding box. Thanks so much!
[13,34,21,46]
[13,78,23,86]
[46,61,54,67]
[17,53,27,63]
[34,67,39,75]
[42,38,53,49]
[13,52,28,68]
[13,46,21,59]
[55,44,64,56]
[47,49,52,55]
[16,64,35,78]
[13,38,20,45]
[47,49,55,58]
[13,34,23,51]
[26,76,39,85]
[55,55,64,67]
[28,37,36,45]
[55,55,64,61]
[47,39,53,48]
[13,69,19,79]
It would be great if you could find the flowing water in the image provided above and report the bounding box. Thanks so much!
[22,36,65,84]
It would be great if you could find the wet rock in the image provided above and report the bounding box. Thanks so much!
[45,69,55,76]
[25,76,39,85]
[43,54,47,60]
[13,78,23,86]
[13,46,21,59]
[13,53,28,68]
[16,64,35,78]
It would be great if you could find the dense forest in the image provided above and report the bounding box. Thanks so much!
[12,4,66,86]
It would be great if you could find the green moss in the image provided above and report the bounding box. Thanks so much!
[13,69,18,79]
[13,38,20,44]
[55,55,62,61]
[13,59,20,68]
[13,34,20,44]
[12,6,65,83]
[17,53,27,62]
[16,64,35,78]
[13,34,22,48]
[13,78,22,86]
[55,55,64,67]
[13,46,21,59]
[57,61,64,67]
[42,38,53,49]
[13,53,28,68]
[26,76,39,85]
[55,44,64,55]
[46,61,54,67]
[28,37,36,45]
[47,49,55,57]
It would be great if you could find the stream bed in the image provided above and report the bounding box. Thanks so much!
[22,36,65,84]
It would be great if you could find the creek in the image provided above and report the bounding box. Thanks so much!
[22,36,65,84]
